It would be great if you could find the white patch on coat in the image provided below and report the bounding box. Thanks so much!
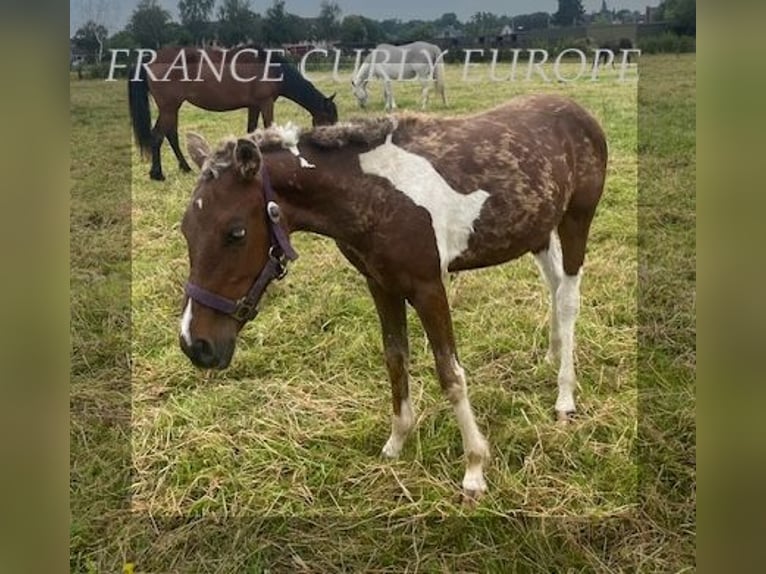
[359,141,489,272]
[180,299,193,346]
[298,156,315,169]
[272,122,301,147]
[194,198,203,210]
[286,140,315,169]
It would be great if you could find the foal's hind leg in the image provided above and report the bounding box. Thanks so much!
[366,278,414,458]
[533,231,563,364]
[551,206,597,421]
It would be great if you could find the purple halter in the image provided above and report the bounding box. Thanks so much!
[184,166,298,323]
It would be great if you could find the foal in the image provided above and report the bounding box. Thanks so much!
[178,95,608,499]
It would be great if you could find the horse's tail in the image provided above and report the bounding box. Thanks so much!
[128,64,153,159]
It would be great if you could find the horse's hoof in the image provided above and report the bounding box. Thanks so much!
[150,171,165,181]
[556,410,576,425]
[461,469,487,505]
[461,488,485,506]
[179,163,192,173]
[381,438,402,459]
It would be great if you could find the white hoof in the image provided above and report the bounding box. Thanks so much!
[462,473,487,495]
[381,435,403,459]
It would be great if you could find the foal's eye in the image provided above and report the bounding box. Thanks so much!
[227,227,247,243]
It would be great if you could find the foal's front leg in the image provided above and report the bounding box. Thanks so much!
[366,278,414,458]
[410,280,490,499]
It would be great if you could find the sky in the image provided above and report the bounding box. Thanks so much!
[71,0,661,37]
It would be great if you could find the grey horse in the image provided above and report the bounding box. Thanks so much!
[351,41,447,111]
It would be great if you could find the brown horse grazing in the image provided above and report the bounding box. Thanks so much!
[128,46,338,181]
[178,95,607,500]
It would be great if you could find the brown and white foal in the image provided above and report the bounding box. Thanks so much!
[178,95,607,499]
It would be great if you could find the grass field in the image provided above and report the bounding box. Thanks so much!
[71,56,695,572]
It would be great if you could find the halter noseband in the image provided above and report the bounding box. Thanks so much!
[184,166,298,323]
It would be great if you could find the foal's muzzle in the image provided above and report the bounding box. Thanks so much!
[180,335,235,370]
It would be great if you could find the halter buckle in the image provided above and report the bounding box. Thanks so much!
[269,246,289,280]
[232,297,258,322]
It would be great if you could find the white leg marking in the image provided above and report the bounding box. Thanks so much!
[533,231,563,363]
[447,358,490,494]
[381,397,414,458]
[180,299,193,346]
[555,271,582,415]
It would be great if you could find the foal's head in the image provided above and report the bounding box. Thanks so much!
[179,133,275,369]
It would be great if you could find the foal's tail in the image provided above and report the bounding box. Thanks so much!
[128,64,153,159]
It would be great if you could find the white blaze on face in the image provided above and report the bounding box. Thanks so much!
[180,299,193,346]
[359,141,489,272]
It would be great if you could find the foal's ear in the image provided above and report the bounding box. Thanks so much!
[186,132,210,169]
[234,138,262,181]
[327,92,336,102]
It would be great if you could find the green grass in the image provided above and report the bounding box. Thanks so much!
[71,56,695,572]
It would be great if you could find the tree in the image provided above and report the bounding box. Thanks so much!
[128,0,172,49]
[74,0,113,62]
[436,12,460,29]
[340,15,368,44]
[379,19,402,41]
[466,11,501,40]
[657,0,696,35]
[178,0,215,45]
[614,9,638,23]
[317,1,342,41]
[399,20,435,42]
[592,11,611,25]
[514,12,550,31]
[553,0,585,27]
[361,17,385,43]
[264,0,302,44]
[73,20,108,63]
[218,0,259,46]
[108,30,138,51]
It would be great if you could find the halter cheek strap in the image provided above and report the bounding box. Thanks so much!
[184,165,298,323]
